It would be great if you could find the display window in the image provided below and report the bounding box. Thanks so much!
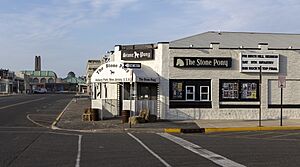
[200,86,209,101]
[169,79,211,108]
[220,79,259,101]
[186,86,195,101]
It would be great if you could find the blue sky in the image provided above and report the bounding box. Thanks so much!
[1,0,300,77]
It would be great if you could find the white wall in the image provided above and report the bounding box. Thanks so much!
[167,47,300,120]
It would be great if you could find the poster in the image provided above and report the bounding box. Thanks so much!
[172,82,183,99]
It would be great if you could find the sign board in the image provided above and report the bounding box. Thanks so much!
[121,49,154,60]
[124,63,141,68]
[278,75,286,88]
[240,53,279,73]
[91,62,132,83]
[174,57,232,68]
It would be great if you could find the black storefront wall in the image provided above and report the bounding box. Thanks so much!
[169,79,212,108]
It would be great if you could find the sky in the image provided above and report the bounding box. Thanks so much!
[1,0,300,77]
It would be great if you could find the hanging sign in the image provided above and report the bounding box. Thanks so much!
[121,49,154,60]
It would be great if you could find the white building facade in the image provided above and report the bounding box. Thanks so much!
[91,31,300,120]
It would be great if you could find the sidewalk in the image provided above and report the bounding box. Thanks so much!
[54,96,300,133]
[54,97,199,133]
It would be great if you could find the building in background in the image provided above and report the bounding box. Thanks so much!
[21,70,57,91]
[62,71,86,92]
[20,55,58,93]
[0,69,14,94]
[86,59,103,94]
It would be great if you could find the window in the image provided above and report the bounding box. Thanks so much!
[240,82,258,100]
[221,82,239,100]
[220,79,259,101]
[200,86,209,101]
[137,83,157,100]
[0,83,6,92]
[186,86,195,101]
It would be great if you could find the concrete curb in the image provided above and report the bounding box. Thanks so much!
[165,126,300,134]
[204,126,300,133]
[51,98,74,129]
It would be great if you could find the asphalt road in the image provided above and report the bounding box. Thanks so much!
[1,95,300,167]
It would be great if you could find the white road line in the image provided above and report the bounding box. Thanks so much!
[26,114,50,128]
[75,135,82,167]
[127,133,172,167]
[158,133,246,167]
[0,97,46,110]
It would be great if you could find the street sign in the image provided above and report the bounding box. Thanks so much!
[278,75,286,88]
[124,63,141,68]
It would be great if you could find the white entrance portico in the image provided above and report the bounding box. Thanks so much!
[91,62,159,118]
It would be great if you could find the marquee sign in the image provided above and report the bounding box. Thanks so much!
[174,57,232,68]
[121,49,154,60]
[240,53,279,73]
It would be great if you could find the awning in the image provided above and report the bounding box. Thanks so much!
[91,62,159,83]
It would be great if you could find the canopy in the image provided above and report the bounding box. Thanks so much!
[91,62,159,83]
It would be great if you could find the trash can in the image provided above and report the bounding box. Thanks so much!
[121,110,130,123]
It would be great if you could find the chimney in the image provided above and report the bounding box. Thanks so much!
[35,55,41,71]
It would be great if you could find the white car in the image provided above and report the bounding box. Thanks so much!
[33,88,48,94]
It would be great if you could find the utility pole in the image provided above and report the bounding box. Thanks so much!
[259,66,262,127]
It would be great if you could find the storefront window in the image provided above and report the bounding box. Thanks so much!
[169,79,212,108]
[221,82,239,100]
[137,83,157,100]
[0,83,6,92]
[186,86,195,101]
[240,82,258,100]
[200,86,209,101]
[220,79,259,101]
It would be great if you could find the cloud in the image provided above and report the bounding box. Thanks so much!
[0,0,138,42]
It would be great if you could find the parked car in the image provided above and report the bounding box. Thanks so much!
[33,88,48,94]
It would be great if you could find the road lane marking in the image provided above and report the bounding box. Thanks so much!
[127,133,171,167]
[158,133,246,167]
[75,135,82,167]
[0,97,46,110]
[27,114,50,128]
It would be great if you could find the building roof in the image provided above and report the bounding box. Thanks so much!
[21,70,57,78]
[170,31,300,49]
[63,76,85,84]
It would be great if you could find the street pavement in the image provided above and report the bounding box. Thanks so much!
[1,94,300,167]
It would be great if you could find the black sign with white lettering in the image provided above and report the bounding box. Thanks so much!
[174,57,232,68]
[121,49,154,60]
[124,63,141,68]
